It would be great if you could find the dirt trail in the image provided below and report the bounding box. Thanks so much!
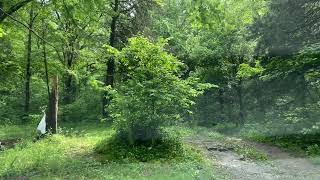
[186,137,320,180]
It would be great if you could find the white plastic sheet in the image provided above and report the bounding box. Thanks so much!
[37,113,46,134]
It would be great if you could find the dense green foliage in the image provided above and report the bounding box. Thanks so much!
[107,37,212,144]
[0,0,320,178]
[95,37,212,161]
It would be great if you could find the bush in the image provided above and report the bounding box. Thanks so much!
[95,128,205,162]
[96,37,211,161]
[307,144,320,156]
[106,37,212,146]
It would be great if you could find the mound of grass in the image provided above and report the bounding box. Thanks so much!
[95,130,204,163]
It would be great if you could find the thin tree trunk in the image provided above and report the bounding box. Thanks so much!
[297,73,310,118]
[236,78,245,126]
[64,71,73,104]
[42,19,50,100]
[298,73,308,106]
[231,56,245,127]
[62,34,78,104]
[0,2,3,18]
[102,0,119,117]
[227,99,233,122]
[218,88,225,121]
[0,0,33,23]
[24,6,34,115]
[254,77,265,121]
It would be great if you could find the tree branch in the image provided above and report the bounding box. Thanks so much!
[0,0,33,23]
[0,7,63,62]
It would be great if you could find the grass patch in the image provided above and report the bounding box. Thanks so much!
[0,124,36,140]
[236,123,320,160]
[0,123,217,179]
[233,144,268,161]
[243,132,320,156]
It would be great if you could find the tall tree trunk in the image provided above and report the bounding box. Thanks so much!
[297,73,308,106]
[24,6,34,116]
[47,76,59,134]
[236,78,245,126]
[102,0,119,117]
[42,19,50,100]
[227,98,233,122]
[254,77,266,121]
[64,75,72,104]
[297,73,310,118]
[218,88,225,121]
[231,56,245,127]
[63,37,77,104]
[64,61,74,105]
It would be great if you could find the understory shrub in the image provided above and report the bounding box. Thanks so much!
[307,144,320,156]
[95,130,203,162]
[96,37,212,161]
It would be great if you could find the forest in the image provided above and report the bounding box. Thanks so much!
[0,0,320,179]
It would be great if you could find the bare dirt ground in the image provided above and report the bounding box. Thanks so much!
[186,137,320,180]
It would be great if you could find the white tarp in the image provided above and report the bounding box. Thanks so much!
[37,113,46,134]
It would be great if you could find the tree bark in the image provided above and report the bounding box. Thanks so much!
[47,76,59,134]
[42,19,50,99]
[63,38,75,104]
[218,88,225,121]
[0,0,33,23]
[254,77,266,121]
[0,2,3,17]
[24,6,34,115]
[231,56,245,127]
[296,73,310,118]
[236,78,245,126]
[102,0,119,117]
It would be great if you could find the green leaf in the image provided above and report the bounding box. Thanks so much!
[237,61,264,79]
